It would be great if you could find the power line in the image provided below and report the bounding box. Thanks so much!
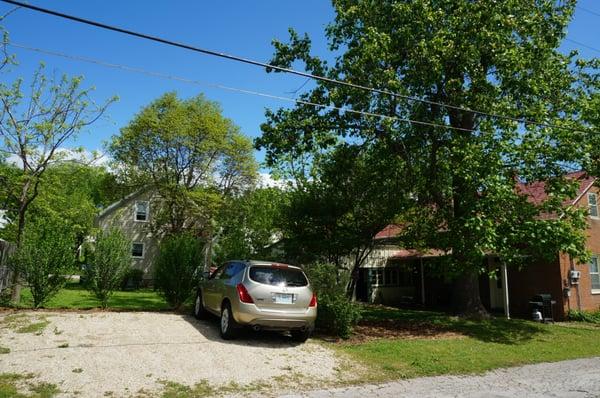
[8,42,477,133]
[565,38,600,55]
[0,0,587,134]
[576,5,600,18]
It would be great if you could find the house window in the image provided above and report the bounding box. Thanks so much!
[590,256,600,291]
[371,269,384,286]
[588,193,598,218]
[135,201,149,222]
[132,243,144,258]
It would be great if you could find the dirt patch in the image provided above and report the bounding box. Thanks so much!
[343,319,464,343]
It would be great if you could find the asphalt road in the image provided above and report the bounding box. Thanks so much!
[280,357,600,398]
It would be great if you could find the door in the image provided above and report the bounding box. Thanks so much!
[203,264,226,312]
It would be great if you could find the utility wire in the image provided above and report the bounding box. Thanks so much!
[8,42,478,133]
[565,37,600,55]
[576,5,600,18]
[0,0,588,134]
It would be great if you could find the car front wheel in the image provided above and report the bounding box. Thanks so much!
[220,302,238,340]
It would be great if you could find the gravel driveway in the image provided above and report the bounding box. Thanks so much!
[282,357,600,398]
[0,311,347,397]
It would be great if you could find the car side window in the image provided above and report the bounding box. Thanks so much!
[210,264,226,280]
[220,262,245,280]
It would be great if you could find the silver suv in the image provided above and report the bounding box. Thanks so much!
[194,260,317,342]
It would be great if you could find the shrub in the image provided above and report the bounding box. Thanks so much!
[153,233,202,309]
[84,229,131,308]
[567,309,600,323]
[121,268,145,290]
[10,218,75,308]
[305,263,361,338]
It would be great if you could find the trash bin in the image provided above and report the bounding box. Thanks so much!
[529,294,556,323]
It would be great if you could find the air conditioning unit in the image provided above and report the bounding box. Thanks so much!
[570,270,581,284]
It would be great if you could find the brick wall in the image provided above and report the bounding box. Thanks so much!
[560,186,600,314]
[506,256,565,320]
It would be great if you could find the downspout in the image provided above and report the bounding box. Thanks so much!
[501,262,510,319]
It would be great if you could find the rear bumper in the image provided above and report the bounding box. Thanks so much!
[232,302,317,330]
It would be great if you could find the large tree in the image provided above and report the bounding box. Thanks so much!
[109,92,258,236]
[257,0,594,316]
[0,67,115,246]
[0,63,115,301]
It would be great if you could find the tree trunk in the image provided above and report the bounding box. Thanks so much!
[452,270,489,319]
[9,205,27,303]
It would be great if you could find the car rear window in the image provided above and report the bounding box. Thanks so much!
[249,266,308,287]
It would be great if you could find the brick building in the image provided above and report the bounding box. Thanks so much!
[358,172,600,320]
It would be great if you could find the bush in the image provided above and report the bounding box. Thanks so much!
[153,233,202,309]
[10,218,75,308]
[84,229,131,308]
[121,268,145,290]
[305,263,361,338]
[567,309,600,323]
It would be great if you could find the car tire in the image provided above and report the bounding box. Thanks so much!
[220,302,238,340]
[194,290,208,320]
[291,328,311,343]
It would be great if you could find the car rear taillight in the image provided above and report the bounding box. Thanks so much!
[236,283,254,304]
[309,293,317,307]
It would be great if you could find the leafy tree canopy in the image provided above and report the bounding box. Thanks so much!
[256,0,597,315]
[109,92,258,235]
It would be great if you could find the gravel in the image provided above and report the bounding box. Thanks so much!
[0,311,341,397]
[280,357,600,398]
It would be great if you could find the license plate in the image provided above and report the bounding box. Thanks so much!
[274,293,293,304]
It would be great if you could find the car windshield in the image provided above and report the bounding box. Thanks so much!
[249,266,308,287]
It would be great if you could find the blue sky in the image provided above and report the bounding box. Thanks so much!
[1,1,600,170]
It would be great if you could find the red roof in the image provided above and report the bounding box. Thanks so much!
[374,171,596,240]
[517,171,596,206]
[374,224,403,240]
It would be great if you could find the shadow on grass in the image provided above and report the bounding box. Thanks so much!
[359,304,548,345]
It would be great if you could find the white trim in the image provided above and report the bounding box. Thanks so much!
[573,177,597,205]
[589,255,600,291]
[131,242,145,258]
[97,188,149,219]
[134,200,150,223]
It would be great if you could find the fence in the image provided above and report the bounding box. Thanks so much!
[0,239,14,293]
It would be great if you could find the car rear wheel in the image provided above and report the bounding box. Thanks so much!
[220,302,238,340]
[291,328,311,343]
[194,291,208,320]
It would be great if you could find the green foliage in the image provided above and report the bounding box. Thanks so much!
[279,145,407,274]
[109,92,258,235]
[257,0,596,313]
[153,233,202,309]
[121,268,145,290]
[567,309,600,324]
[305,263,361,338]
[0,162,128,244]
[9,218,75,308]
[214,187,287,264]
[84,229,131,308]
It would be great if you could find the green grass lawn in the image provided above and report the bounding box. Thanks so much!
[335,305,600,382]
[17,282,170,311]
